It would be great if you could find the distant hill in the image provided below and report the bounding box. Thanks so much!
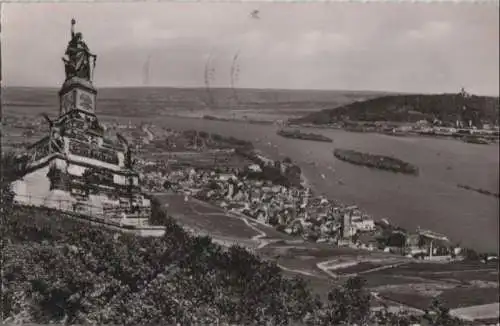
[290,93,500,126]
[2,87,388,119]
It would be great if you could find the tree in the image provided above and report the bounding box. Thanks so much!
[319,277,371,325]
[1,151,29,210]
[462,248,479,261]
[149,196,168,225]
[370,304,418,326]
[422,298,464,326]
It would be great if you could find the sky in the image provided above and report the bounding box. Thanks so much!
[2,2,499,95]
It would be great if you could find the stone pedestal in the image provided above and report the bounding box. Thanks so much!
[59,77,97,115]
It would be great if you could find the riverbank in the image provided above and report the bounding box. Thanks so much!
[462,136,491,145]
[203,114,274,125]
[288,122,499,145]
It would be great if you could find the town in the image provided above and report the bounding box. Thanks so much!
[292,116,500,145]
[5,107,488,262]
[136,122,494,260]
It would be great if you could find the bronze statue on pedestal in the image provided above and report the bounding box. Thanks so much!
[62,19,97,81]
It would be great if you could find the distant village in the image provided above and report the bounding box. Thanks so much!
[295,118,499,143]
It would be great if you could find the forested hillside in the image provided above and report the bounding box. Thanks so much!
[291,93,499,126]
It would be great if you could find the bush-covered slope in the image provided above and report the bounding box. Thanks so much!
[2,204,317,325]
[1,203,466,326]
[1,152,464,325]
[291,93,499,126]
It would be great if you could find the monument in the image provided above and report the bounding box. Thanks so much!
[12,20,153,225]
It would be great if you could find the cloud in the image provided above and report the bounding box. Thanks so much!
[297,31,352,57]
[407,21,452,41]
[2,2,498,95]
[130,19,183,46]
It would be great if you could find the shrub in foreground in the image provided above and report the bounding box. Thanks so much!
[2,187,464,325]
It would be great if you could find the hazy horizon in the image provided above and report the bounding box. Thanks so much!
[3,2,499,96]
[3,85,498,98]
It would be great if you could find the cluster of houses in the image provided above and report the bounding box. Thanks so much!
[107,117,466,260]
[414,120,500,137]
[137,155,462,260]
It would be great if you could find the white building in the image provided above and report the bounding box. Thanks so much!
[248,164,262,172]
[351,216,376,232]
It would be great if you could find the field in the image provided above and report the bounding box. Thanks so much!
[333,262,384,275]
[2,86,385,120]
[363,274,429,288]
[157,191,499,314]
[151,192,409,293]
[380,287,499,311]
[158,193,262,240]
[1,86,384,153]
[450,303,500,323]
[365,262,499,285]
[383,262,499,273]
[362,261,499,313]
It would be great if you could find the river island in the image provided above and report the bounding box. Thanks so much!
[333,148,419,175]
[277,129,333,142]
[457,184,499,198]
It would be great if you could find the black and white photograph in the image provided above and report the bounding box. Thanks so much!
[1,2,499,325]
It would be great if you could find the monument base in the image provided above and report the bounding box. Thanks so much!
[12,155,151,222]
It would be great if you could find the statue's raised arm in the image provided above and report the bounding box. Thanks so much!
[71,18,76,39]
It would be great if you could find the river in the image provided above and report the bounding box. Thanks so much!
[142,116,499,253]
